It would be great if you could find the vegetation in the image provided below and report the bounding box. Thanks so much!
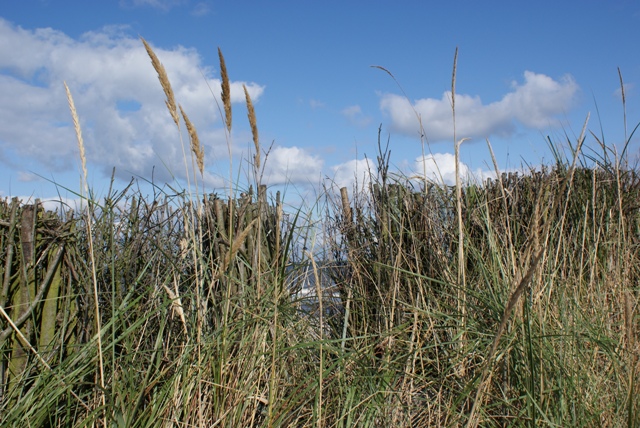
[0,40,638,427]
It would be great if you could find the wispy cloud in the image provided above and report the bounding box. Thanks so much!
[17,172,40,182]
[119,0,186,11]
[191,2,211,17]
[380,71,579,142]
[309,99,325,109]
[0,18,264,188]
[341,105,372,128]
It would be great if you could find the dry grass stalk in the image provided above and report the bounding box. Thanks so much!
[163,277,188,335]
[179,105,204,175]
[141,37,180,127]
[625,291,635,352]
[243,84,260,170]
[219,47,232,133]
[63,82,106,418]
[307,252,324,428]
[451,46,468,378]
[64,82,87,190]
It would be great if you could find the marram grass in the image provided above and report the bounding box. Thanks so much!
[0,41,638,428]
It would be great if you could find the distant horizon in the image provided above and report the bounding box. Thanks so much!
[1,1,639,206]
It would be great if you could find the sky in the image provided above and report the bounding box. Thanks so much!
[1,1,639,209]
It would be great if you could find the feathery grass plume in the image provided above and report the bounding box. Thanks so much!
[64,82,87,191]
[141,37,180,127]
[219,47,232,132]
[243,84,260,170]
[179,105,204,175]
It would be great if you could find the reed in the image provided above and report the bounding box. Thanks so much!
[63,82,106,418]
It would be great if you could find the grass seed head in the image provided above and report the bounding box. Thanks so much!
[64,82,87,190]
[243,84,260,170]
[141,37,180,127]
[219,47,232,133]
[179,105,204,175]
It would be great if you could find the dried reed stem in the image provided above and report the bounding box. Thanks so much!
[219,47,232,133]
[243,84,260,171]
[451,47,468,376]
[141,37,180,127]
[63,82,106,417]
[180,105,204,175]
[307,252,324,428]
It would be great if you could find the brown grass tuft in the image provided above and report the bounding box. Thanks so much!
[218,47,232,133]
[179,105,204,175]
[243,84,260,170]
[141,37,180,127]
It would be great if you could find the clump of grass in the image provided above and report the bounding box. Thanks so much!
[1,42,638,428]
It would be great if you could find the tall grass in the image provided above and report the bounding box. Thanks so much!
[0,41,638,427]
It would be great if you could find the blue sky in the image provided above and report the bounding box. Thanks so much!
[1,1,639,208]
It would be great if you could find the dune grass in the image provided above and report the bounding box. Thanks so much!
[0,41,638,427]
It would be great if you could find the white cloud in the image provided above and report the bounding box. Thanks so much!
[380,71,579,142]
[0,18,264,188]
[341,105,372,128]
[412,153,495,186]
[17,172,40,182]
[262,146,323,185]
[329,158,377,192]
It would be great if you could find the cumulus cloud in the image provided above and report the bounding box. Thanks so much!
[261,146,323,186]
[380,71,579,142]
[329,158,377,191]
[341,105,372,128]
[0,18,264,188]
[412,153,495,186]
